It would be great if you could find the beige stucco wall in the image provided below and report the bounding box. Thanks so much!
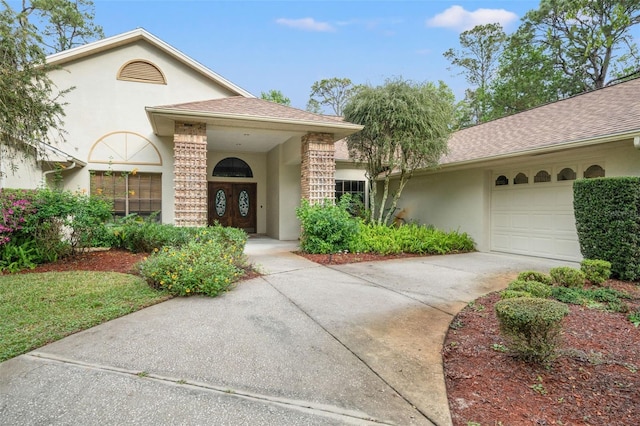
[207,151,267,234]
[45,40,237,223]
[265,142,301,240]
[395,168,491,251]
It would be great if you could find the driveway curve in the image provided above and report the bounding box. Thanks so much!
[0,237,574,426]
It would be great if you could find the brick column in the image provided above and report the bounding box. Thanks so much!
[173,121,208,227]
[301,132,335,204]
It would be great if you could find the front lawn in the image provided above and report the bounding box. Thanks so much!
[0,271,170,362]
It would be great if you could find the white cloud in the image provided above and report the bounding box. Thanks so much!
[276,17,335,32]
[426,5,518,32]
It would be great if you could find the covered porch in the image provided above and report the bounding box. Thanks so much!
[145,97,362,239]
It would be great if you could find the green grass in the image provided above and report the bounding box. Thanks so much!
[0,271,171,362]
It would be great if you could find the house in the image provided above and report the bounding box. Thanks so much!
[1,28,363,241]
[3,28,639,262]
[375,77,640,261]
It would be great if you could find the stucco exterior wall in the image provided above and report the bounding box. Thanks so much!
[396,168,491,251]
[265,143,301,240]
[45,40,237,223]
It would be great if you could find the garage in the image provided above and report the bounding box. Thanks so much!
[489,165,600,262]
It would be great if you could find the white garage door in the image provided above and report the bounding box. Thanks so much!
[491,182,582,261]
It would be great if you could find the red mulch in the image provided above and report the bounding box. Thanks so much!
[443,280,640,426]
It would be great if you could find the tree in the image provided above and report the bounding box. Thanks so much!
[260,89,291,106]
[486,27,574,120]
[444,23,506,124]
[523,0,640,91]
[0,0,102,169]
[306,77,362,116]
[343,78,455,225]
[22,0,104,53]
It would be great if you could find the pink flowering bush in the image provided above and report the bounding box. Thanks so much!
[0,189,36,246]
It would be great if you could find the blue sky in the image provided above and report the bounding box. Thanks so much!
[45,1,640,110]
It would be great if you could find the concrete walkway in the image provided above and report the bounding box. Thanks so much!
[0,237,574,425]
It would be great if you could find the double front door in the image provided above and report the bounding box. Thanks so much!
[208,182,257,233]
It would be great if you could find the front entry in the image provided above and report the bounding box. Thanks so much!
[208,182,257,233]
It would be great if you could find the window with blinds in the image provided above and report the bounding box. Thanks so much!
[90,171,162,220]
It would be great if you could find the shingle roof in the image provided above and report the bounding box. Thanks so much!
[442,77,640,165]
[155,97,347,125]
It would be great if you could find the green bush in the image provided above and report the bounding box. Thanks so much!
[296,196,360,254]
[138,225,247,297]
[506,279,552,298]
[550,266,585,288]
[551,286,630,312]
[495,297,569,363]
[580,259,612,285]
[111,214,196,253]
[348,222,475,255]
[573,177,640,281]
[500,289,532,299]
[517,271,552,285]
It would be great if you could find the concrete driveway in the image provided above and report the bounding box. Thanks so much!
[0,237,574,425]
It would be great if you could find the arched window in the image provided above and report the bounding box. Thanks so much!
[495,175,509,186]
[584,165,605,178]
[117,60,166,84]
[534,170,551,183]
[213,157,253,178]
[514,172,529,185]
[557,167,576,181]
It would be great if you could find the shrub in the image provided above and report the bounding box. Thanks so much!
[550,266,585,288]
[551,286,630,313]
[495,297,569,363]
[517,271,552,286]
[500,289,532,299]
[112,214,195,253]
[506,279,552,298]
[580,259,612,285]
[296,196,360,254]
[573,177,640,281]
[138,225,247,297]
[348,222,475,255]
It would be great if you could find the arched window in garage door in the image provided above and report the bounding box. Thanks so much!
[584,165,605,178]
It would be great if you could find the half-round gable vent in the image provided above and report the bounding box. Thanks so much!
[117,60,166,84]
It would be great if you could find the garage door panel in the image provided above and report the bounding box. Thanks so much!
[531,214,553,231]
[554,214,577,232]
[491,181,581,261]
[510,213,530,230]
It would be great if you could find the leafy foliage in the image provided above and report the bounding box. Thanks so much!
[0,188,112,271]
[0,0,102,167]
[443,23,506,125]
[296,196,360,254]
[551,286,631,313]
[349,223,474,255]
[523,0,640,91]
[260,89,291,106]
[344,78,455,225]
[138,225,247,297]
[495,297,569,363]
[110,214,196,253]
[550,266,586,288]
[306,77,362,115]
[517,270,553,286]
[505,279,553,299]
[573,177,640,281]
[580,259,612,285]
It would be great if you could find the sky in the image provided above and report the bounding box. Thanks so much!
[25,1,640,111]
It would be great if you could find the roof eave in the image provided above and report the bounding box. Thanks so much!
[145,107,364,140]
